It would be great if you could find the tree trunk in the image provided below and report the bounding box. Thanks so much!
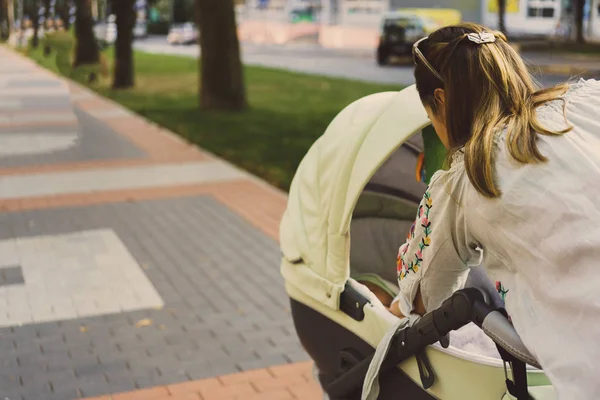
[56,0,71,30]
[574,0,585,43]
[0,0,6,40]
[73,0,99,66]
[30,1,40,48]
[42,0,49,26]
[196,0,247,111]
[42,0,50,54]
[111,0,136,89]
[7,0,15,36]
[497,0,507,35]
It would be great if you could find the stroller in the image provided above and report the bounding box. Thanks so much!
[280,85,556,400]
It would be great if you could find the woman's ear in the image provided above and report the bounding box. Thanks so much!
[434,88,445,106]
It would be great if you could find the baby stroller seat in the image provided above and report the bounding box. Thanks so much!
[280,86,555,399]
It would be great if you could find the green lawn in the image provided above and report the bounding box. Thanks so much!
[24,43,402,190]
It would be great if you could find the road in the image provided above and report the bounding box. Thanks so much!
[135,36,415,85]
[134,36,571,88]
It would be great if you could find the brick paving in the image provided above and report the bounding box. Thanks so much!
[0,46,323,399]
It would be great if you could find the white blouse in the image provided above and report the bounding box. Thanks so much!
[394,79,600,399]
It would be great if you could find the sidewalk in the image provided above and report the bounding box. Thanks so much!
[0,46,322,400]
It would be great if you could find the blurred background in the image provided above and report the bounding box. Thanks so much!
[0,0,600,189]
[0,0,599,191]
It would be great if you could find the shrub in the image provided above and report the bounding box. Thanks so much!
[39,31,108,83]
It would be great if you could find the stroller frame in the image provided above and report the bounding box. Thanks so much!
[281,86,555,400]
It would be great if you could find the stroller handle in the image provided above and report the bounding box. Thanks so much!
[404,288,541,369]
[326,288,540,399]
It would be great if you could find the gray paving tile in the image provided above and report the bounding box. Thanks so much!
[44,352,73,372]
[0,391,23,400]
[35,322,64,338]
[6,95,72,111]
[0,373,20,388]
[104,378,136,394]
[0,107,145,169]
[5,79,64,88]
[39,390,81,400]
[76,375,111,398]
[76,360,128,378]
[0,196,305,398]
[284,350,311,363]
[0,266,25,286]
[17,383,53,400]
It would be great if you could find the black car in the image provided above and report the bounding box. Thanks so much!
[377,13,427,66]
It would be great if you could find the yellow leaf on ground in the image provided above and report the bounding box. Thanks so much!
[79,326,88,333]
[135,318,153,328]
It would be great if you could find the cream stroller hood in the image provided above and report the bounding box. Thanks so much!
[280,85,429,310]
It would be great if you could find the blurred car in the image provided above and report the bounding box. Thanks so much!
[134,21,148,39]
[376,12,426,66]
[167,22,198,45]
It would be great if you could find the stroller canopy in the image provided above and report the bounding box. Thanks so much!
[280,85,430,310]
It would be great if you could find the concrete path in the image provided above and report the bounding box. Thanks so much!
[0,46,322,400]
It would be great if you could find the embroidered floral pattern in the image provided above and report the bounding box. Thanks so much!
[397,191,433,281]
[407,222,416,240]
[496,281,509,302]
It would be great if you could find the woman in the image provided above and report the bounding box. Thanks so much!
[389,23,600,398]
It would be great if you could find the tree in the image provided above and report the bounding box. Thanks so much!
[42,0,50,54]
[573,0,585,43]
[497,0,507,35]
[42,0,49,27]
[24,0,40,47]
[73,0,99,71]
[173,0,194,23]
[0,0,7,40]
[110,0,136,88]
[8,0,15,33]
[196,0,247,111]
[55,0,71,30]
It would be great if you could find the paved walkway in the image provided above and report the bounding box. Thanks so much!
[0,46,323,400]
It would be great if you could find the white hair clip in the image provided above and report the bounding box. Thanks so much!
[467,32,496,44]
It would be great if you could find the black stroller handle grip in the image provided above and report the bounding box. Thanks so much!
[326,289,492,398]
[394,288,492,360]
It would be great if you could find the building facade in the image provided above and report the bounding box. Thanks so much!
[236,0,600,47]
[482,0,562,36]
[318,0,480,48]
[482,0,600,41]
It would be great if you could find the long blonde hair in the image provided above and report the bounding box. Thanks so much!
[414,23,572,198]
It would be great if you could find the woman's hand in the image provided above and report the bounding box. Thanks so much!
[389,300,404,318]
[388,285,427,318]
